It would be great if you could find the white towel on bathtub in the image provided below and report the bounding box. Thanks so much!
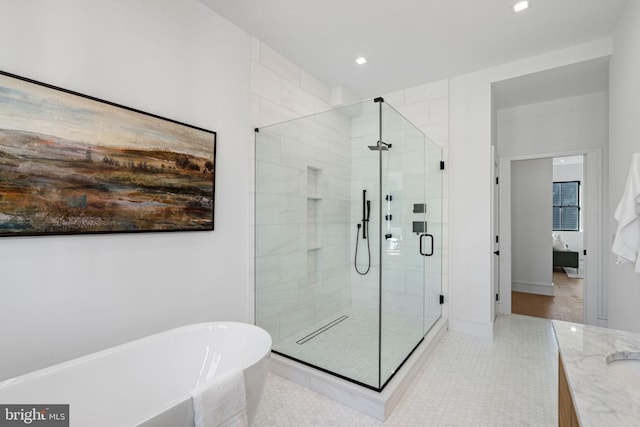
[612,153,640,272]
[190,367,248,427]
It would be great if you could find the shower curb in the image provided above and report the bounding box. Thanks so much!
[269,317,448,421]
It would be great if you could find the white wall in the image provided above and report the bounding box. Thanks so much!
[497,93,609,158]
[449,39,612,338]
[0,0,251,380]
[554,162,584,182]
[250,39,332,129]
[609,0,640,332]
[511,159,553,295]
[249,38,339,342]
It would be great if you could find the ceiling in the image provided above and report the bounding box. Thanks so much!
[199,0,628,99]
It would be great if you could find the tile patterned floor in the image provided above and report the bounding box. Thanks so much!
[254,314,558,426]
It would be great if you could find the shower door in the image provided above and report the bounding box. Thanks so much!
[379,101,442,387]
[422,130,443,334]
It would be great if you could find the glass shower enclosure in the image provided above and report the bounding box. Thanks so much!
[255,98,442,391]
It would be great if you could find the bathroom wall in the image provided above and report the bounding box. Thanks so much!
[511,159,553,295]
[449,39,612,338]
[609,0,640,332]
[496,93,609,158]
[0,0,251,380]
[250,38,352,343]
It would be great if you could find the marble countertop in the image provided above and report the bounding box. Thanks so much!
[553,320,640,426]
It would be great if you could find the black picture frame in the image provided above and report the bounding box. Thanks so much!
[0,70,216,236]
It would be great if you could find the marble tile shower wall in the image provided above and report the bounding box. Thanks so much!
[250,38,351,343]
[255,114,353,343]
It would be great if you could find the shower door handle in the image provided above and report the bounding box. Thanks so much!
[419,233,434,256]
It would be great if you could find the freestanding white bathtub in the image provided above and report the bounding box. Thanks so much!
[0,322,272,426]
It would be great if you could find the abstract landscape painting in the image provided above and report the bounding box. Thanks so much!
[0,71,215,236]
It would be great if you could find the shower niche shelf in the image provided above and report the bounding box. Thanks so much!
[307,166,322,200]
[307,166,322,251]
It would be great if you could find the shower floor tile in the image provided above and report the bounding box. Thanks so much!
[255,314,558,426]
[272,308,430,388]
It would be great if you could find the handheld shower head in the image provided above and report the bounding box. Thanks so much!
[366,200,371,221]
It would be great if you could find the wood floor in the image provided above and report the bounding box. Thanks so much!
[512,271,583,323]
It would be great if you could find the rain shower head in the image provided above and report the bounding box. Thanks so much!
[368,141,391,151]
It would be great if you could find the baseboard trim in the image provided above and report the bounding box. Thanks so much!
[512,281,555,296]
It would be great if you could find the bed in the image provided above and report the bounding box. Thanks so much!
[552,232,579,268]
[553,249,579,268]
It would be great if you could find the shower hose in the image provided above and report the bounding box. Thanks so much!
[354,223,371,275]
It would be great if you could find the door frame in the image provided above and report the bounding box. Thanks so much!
[491,145,500,320]
[497,148,607,326]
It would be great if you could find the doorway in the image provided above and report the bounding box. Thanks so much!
[498,150,603,326]
[491,57,609,327]
[510,156,584,323]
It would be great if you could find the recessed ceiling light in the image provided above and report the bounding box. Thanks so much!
[355,57,367,65]
[513,1,529,13]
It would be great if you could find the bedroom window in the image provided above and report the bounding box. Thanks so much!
[553,181,580,231]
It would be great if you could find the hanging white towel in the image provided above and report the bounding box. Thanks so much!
[190,367,248,427]
[612,153,640,272]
